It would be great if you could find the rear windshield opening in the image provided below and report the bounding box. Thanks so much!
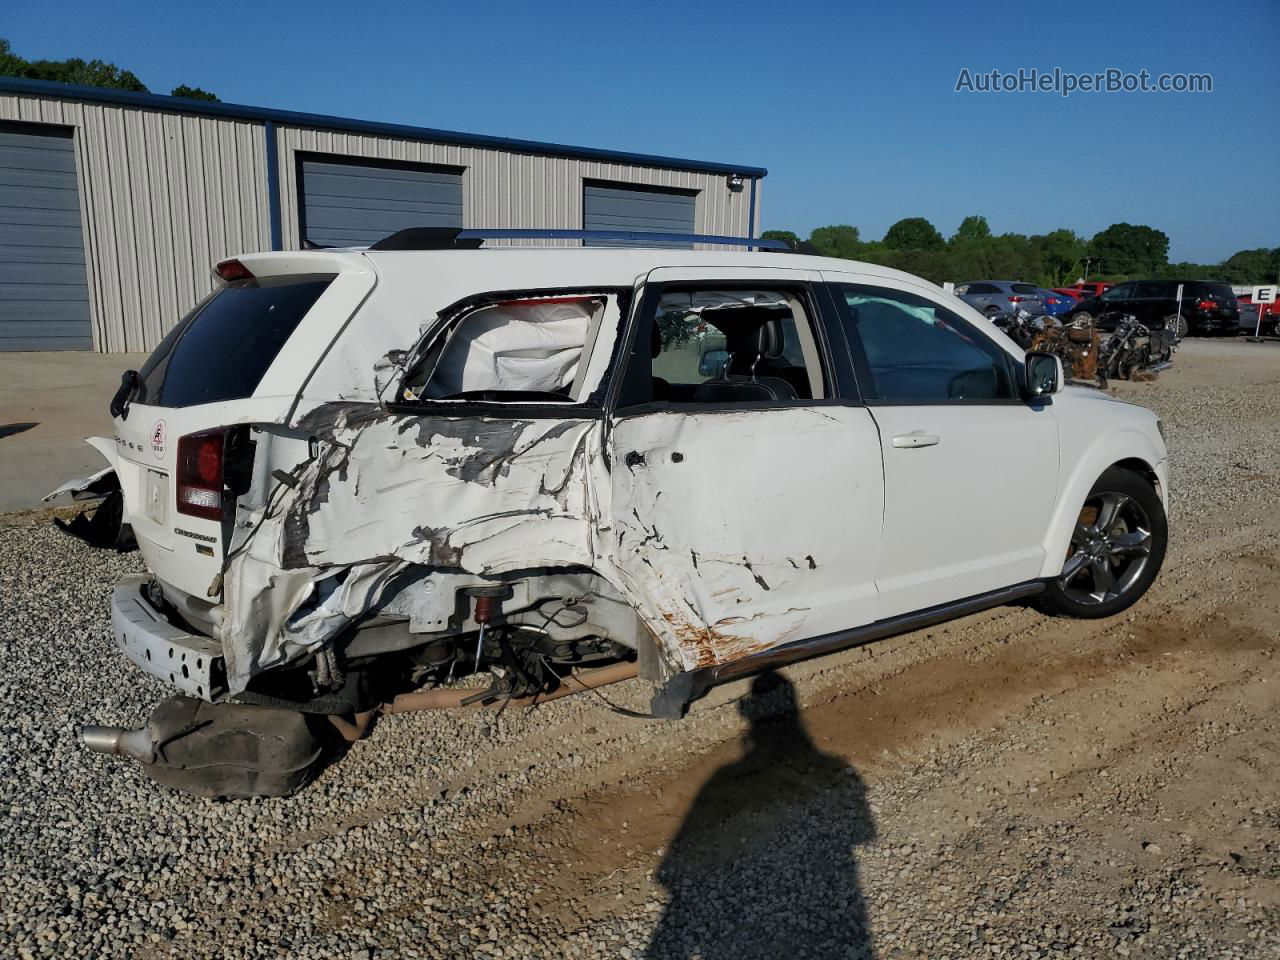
[135,274,334,408]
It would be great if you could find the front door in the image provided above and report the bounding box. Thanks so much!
[823,273,1060,619]
[605,267,884,672]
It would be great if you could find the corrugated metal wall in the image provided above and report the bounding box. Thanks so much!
[276,127,752,249]
[0,91,758,352]
[0,92,270,351]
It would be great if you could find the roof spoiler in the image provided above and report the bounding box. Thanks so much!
[367,228,789,252]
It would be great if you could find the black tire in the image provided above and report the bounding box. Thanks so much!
[1070,310,1093,326]
[1037,467,1167,619]
[984,306,1003,317]
[1163,314,1188,341]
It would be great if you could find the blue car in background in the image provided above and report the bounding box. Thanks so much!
[1036,288,1073,317]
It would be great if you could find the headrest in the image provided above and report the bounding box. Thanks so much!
[651,321,663,359]
[724,317,786,362]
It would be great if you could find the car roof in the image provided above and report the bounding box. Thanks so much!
[242,246,951,294]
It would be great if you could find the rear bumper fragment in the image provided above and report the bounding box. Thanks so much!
[111,574,226,700]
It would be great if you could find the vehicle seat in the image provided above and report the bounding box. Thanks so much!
[693,318,799,403]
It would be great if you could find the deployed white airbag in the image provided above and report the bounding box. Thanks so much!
[425,299,595,398]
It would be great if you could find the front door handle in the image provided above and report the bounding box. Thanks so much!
[892,431,940,449]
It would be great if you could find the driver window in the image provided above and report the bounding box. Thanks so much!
[643,288,824,405]
[838,284,1016,403]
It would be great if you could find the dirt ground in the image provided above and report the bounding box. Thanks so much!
[4,339,1279,959]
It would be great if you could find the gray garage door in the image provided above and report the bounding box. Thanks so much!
[299,156,463,248]
[583,181,696,247]
[0,124,92,351]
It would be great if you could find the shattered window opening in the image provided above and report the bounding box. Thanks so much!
[396,292,623,407]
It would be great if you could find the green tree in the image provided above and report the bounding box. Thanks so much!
[1029,229,1085,286]
[951,215,991,244]
[883,217,944,250]
[807,224,861,258]
[1219,247,1280,285]
[0,37,212,97]
[1088,223,1170,277]
[761,229,800,250]
[169,84,219,101]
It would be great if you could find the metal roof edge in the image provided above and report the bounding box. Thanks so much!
[0,76,768,178]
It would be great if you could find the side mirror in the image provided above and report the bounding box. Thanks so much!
[1024,351,1064,399]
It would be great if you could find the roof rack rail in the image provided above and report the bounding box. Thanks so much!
[367,227,789,252]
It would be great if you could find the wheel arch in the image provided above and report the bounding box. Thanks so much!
[1038,434,1168,580]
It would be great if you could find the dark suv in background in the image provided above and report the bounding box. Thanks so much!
[1067,280,1240,337]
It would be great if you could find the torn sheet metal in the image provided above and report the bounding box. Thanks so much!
[215,399,883,693]
[218,402,609,689]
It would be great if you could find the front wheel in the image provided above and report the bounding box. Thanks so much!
[1037,467,1167,619]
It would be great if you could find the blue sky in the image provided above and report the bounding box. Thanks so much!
[5,0,1277,262]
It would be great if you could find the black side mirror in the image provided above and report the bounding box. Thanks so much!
[1024,351,1063,399]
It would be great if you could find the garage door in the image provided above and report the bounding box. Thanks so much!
[583,181,696,247]
[299,156,463,248]
[0,124,92,351]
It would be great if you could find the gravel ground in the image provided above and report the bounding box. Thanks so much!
[2,338,1279,959]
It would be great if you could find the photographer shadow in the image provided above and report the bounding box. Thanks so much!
[645,671,877,960]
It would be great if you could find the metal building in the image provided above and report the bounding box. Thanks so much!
[0,77,765,352]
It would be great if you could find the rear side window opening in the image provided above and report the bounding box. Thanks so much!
[397,293,621,405]
[134,274,335,408]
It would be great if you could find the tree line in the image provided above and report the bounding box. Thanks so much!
[0,38,218,101]
[762,217,1279,288]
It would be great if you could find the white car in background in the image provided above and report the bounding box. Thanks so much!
[54,228,1169,797]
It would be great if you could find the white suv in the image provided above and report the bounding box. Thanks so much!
[58,229,1169,796]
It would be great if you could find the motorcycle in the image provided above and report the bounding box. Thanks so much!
[1096,313,1175,386]
[988,306,1041,350]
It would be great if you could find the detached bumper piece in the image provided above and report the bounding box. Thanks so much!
[111,575,226,701]
[81,697,326,798]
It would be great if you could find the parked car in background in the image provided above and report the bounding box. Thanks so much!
[1238,293,1280,336]
[1052,288,1084,302]
[1063,282,1112,300]
[955,281,1046,316]
[1066,279,1240,337]
[1036,288,1073,317]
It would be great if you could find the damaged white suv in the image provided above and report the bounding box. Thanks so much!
[57,228,1169,797]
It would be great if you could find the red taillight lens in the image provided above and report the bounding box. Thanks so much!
[176,430,226,520]
[215,258,254,282]
[1195,299,1214,311]
[1045,297,1060,305]
[1008,295,1023,303]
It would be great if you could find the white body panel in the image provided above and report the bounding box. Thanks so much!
[52,247,1167,696]
[868,404,1059,617]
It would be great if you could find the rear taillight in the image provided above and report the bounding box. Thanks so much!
[177,430,226,520]
[1008,296,1024,303]
[1195,299,1214,311]
[215,258,254,282]
[1045,297,1060,305]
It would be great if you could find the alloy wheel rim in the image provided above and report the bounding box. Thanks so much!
[1060,491,1153,604]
